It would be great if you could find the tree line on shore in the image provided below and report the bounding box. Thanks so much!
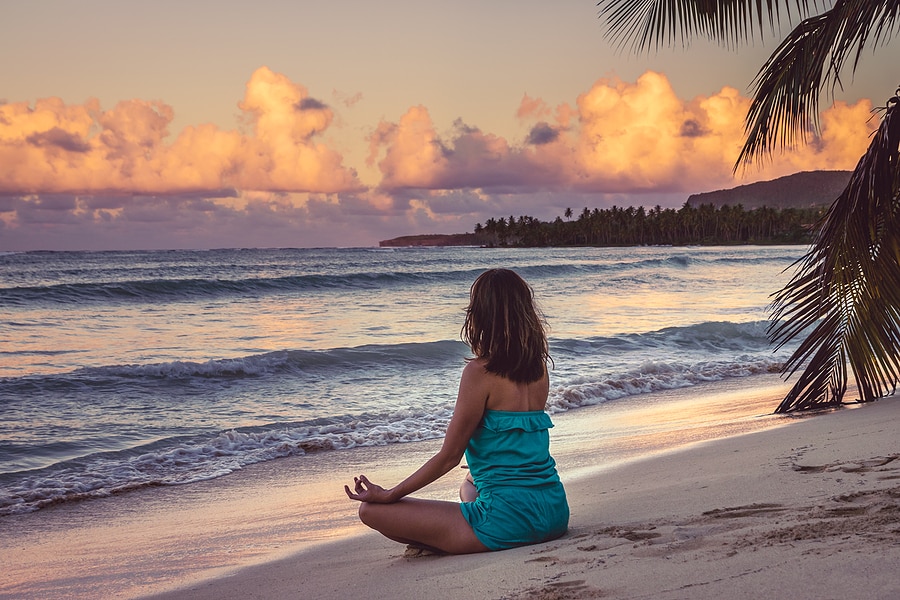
[472,202,826,247]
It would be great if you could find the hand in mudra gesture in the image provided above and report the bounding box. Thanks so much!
[345,475,393,503]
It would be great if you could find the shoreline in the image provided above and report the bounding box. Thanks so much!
[148,392,900,600]
[4,374,897,599]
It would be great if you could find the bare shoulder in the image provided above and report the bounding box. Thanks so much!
[460,358,490,386]
[462,357,487,373]
[454,359,491,415]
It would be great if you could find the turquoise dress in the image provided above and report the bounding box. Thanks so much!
[459,409,569,550]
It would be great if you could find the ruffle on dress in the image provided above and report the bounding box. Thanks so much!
[479,409,554,433]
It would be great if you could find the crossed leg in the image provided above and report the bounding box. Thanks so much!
[459,471,478,502]
[358,497,489,554]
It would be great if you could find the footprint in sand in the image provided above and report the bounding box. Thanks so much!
[503,579,606,599]
[793,454,899,474]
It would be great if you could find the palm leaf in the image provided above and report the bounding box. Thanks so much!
[769,90,900,412]
[739,0,900,165]
[598,0,814,52]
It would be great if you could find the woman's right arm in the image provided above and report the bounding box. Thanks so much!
[345,360,489,503]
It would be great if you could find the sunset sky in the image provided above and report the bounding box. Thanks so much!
[2,1,896,250]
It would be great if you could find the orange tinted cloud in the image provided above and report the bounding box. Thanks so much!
[370,71,877,196]
[367,105,447,189]
[516,94,552,121]
[2,69,876,201]
[0,67,362,196]
[369,107,555,191]
[0,68,882,250]
[768,99,875,175]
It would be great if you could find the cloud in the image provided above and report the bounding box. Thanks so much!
[368,107,556,192]
[0,190,398,250]
[0,69,881,250]
[26,127,93,152]
[525,122,560,145]
[781,99,875,172]
[679,119,707,138]
[369,71,877,198]
[333,89,363,108]
[0,67,362,197]
[516,94,552,121]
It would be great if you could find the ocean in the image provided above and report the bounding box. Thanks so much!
[0,245,805,518]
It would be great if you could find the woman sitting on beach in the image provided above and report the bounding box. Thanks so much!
[345,268,569,553]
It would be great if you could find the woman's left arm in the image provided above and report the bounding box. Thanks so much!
[345,360,489,503]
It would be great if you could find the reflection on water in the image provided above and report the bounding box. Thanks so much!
[2,246,801,377]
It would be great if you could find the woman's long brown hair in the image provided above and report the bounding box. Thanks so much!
[461,269,550,383]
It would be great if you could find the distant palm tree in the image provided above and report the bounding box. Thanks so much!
[597,1,900,412]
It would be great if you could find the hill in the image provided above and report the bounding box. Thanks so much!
[378,233,487,247]
[687,170,850,209]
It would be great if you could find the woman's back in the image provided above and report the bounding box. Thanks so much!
[477,360,549,413]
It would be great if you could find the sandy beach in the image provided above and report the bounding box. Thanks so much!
[141,386,900,600]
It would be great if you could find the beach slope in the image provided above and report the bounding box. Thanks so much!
[149,396,900,600]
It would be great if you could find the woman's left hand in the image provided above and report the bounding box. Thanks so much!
[344,474,394,503]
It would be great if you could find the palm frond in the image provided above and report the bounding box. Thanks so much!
[597,0,816,52]
[738,0,900,166]
[769,89,900,412]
